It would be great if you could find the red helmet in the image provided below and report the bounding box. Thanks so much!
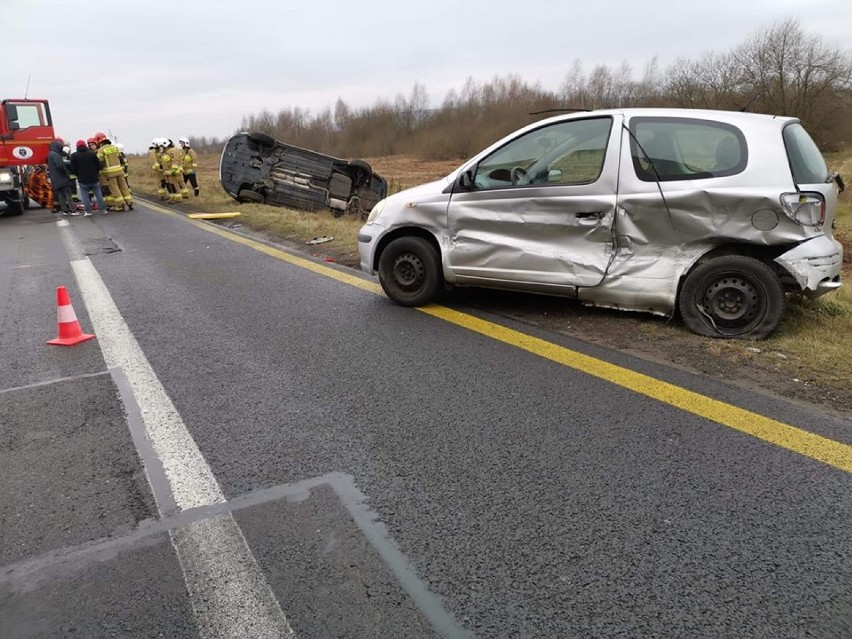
[94,132,107,142]
[87,137,97,145]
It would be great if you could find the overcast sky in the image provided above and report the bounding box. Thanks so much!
[6,0,851,154]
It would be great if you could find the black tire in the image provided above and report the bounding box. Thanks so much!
[237,188,265,203]
[2,199,24,216]
[378,236,442,307]
[348,159,372,187]
[248,132,275,147]
[678,255,785,339]
[21,187,30,210]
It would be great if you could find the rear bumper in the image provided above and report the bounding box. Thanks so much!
[774,235,843,298]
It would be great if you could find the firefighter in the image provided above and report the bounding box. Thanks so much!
[95,132,134,211]
[149,138,168,200]
[115,142,130,183]
[159,139,185,203]
[179,137,199,197]
[90,136,112,211]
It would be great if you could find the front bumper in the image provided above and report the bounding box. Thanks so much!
[357,226,380,274]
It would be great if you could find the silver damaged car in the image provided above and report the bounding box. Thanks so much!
[358,109,844,339]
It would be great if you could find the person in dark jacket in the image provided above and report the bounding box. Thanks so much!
[69,139,107,216]
[47,140,76,215]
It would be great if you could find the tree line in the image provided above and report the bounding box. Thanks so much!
[232,19,851,160]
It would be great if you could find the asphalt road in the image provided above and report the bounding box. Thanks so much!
[1,202,850,638]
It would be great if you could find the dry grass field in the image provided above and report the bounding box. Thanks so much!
[127,150,852,413]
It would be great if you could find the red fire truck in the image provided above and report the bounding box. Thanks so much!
[0,98,54,216]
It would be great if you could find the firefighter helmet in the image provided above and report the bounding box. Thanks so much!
[87,137,97,145]
[94,132,107,142]
[179,137,190,146]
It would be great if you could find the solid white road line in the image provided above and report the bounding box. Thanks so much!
[65,250,295,638]
[71,257,223,510]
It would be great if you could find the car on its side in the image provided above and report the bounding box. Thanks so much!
[220,132,388,218]
[358,108,845,339]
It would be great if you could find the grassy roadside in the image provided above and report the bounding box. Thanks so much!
[127,150,852,397]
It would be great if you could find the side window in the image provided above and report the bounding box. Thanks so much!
[473,117,612,189]
[630,117,747,182]
[7,102,47,130]
[783,123,829,184]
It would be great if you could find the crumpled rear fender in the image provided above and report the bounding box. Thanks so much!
[774,235,843,297]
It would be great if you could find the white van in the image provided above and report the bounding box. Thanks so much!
[358,108,844,339]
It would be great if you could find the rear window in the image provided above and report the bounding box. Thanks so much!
[783,123,829,184]
[630,117,747,182]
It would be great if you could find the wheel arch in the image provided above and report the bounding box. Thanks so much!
[676,242,792,300]
[373,227,442,273]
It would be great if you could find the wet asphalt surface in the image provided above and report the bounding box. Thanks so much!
[1,204,850,638]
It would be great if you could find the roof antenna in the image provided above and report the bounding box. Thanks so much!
[24,74,31,100]
[738,93,759,113]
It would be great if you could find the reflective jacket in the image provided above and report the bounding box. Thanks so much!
[97,141,125,177]
[159,145,181,176]
[149,147,161,173]
[181,147,198,174]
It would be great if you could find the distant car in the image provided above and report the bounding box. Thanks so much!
[220,132,388,218]
[358,108,845,339]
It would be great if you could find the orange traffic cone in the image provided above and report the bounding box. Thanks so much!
[47,286,96,346]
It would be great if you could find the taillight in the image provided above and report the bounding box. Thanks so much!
[780,192,825,226]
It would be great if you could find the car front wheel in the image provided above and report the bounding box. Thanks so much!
[678,255,785,339]
[377,236,442,307]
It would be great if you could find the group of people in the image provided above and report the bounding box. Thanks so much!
[149,138,199,204]
[23,135,201,216]
[25,133,132,216]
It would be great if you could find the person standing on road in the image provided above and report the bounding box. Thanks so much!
[95,132,134,211]
[149,138,168,200]
[89,136,113,211]
[69,139,107,216]
[159,139,185,203]
[179,137,200,197]
[47,140,76,215]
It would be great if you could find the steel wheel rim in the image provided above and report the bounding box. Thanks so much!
[392,252,426,292]
[699,272,765,335]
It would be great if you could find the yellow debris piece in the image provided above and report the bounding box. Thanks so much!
[187,212,242,220]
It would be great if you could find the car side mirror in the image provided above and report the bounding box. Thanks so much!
[459,169,474,190]
[6,104,18,123]
[547,169,563,182]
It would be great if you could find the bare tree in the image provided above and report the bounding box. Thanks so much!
[732,19,852,145]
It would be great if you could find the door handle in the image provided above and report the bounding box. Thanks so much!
[575,211,604,219]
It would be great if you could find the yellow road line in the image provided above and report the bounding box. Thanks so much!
[142,199,852,473]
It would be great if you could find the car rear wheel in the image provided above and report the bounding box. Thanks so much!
[378,236,442,307]
[678,255,785,339]
[348,159,372,187]
[237,188,265,203]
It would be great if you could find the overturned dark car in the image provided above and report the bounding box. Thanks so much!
[220,132,388,218]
